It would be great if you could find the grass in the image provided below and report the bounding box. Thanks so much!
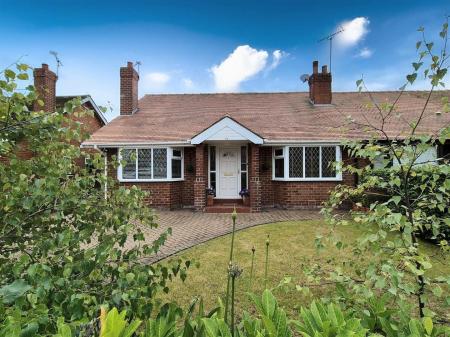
[159,218,449,316]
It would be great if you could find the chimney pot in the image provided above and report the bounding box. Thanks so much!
[313,61,318,74]
[322,65,328,74]
[120,61,139,115]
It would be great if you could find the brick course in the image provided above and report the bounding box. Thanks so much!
[259,147,356,208]
[33,64,57,113]
[108,145,358,211]
[120,62,139,115]
[308,61,332,105]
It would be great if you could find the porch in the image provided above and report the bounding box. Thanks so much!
[191,116,264,213]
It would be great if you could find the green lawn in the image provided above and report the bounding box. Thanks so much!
[159,219,449,316]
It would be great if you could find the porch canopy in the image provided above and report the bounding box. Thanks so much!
[190,116,263,144]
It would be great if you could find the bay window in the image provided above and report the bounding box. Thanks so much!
[119,147,184,181]
[273,145,341,181]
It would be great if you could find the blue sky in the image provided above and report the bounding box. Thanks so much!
[1,0,449,120]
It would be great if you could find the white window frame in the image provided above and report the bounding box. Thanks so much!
[272,145,342,181]
[240,145,248,190]
[118,147,184,182]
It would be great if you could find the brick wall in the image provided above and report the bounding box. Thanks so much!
[249,144,262,212]
[106,147,196,210]
[33,64,57,112]
[106,145,359,211]
[260,146,356,209]
[0,102,104,164]
[193,144,207,211]
[308,61,332,105]
[120,62,139,115]
[182,147,196,206]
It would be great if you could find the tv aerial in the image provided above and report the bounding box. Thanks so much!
[49,51,63,77]
[318,27,344,72]
[135,61,142,74]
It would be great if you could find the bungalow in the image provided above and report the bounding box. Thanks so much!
[82,61,450,212]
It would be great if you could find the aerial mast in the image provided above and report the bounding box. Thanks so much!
[318,27,344,72]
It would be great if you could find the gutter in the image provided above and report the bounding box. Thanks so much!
[262,139,342,146]
[80,140,193,148]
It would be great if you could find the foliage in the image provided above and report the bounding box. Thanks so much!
[317,20,450,322]
[47,291,450,337]
[0,63,189,335]
[293,300,367,337]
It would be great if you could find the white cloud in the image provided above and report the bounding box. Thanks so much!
[268,50,288,70]
[211,45,269,92]
[143,72,170,90]
[336,17,370,48]
[182,77,194,89]
[356,47,373,58]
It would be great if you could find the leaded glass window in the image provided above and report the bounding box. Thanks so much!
[321,147,336,177]
[138,149,152,179]
[120,147,182,181]
[305,147,320,178]
[289,147,303,178]
[153,148,167,179]
[122,149,136,179]
[273,145,341,180]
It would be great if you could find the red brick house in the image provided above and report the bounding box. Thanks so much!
[7,64,107,162]
[82,61,450,212]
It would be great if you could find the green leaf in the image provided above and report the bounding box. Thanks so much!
[422,317,433,335]
[407,73,417,84]
[0,279,32,304]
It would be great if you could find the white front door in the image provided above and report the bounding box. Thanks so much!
[218,147,239,198]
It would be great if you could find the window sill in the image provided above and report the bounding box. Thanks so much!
[272,177,343,182]
[118,178,185,183]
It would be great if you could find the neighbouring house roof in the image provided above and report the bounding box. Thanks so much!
[56,95,108,125]
[82,91,450,146]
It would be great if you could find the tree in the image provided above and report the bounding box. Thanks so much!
[316,20,450,322]
[0,62,189,335]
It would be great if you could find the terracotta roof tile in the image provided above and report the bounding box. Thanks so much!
[84,91,450,145]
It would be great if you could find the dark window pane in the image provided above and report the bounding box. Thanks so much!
[122,149,136,179]
[241,146,247,165]
[289,147,303,178]
[275,158,284,178]
[274,148,283,157]
[138,149,152,179]
[241,172,247,190]
[210,172,216,191]
[173,149,182,158]
[172,159,182,178]
[305,147,320,177]
[153,148,167,178]
[322,147,336,177]
[210,146,216,171]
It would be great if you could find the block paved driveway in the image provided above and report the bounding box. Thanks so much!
[132,209,321,264]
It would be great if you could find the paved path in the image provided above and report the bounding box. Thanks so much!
[132,209,321,263]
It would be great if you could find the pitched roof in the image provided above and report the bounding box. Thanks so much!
[83,91,450,146]
[56,95,107,125]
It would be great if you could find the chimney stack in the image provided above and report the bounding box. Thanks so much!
[120,61,139,115]
[33,64,57,112]
[308,61,332,105]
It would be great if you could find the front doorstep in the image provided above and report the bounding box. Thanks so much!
[205,198,251,213]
